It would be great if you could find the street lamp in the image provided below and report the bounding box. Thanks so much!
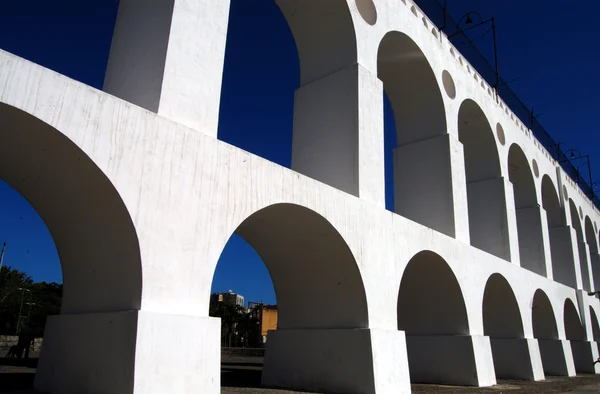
[447,11,500,92]
[25,302,36,322]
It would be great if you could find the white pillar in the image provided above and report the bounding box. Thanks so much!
[103,0,230,136]
[466,177,513,261]
[393,133,469,241]
[291,64,385,206]
[550,226,579,288]
[515,205,548,277]
[503,180,522,266]
[35,311,221,394]
[539,209,554,281]
[262,328,411,394]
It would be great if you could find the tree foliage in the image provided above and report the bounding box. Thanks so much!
[209,295,263,348]
[0,265,62,336]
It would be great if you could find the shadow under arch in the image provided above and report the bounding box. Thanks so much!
[0,102,142,314]
[585,217,600,291]
[564,298,584,341]
[483,273,540,380]
[398,251,480,385]
[0,102,143,393]
[231,203,368,329]
[483,273,524,338]
[458,99,509,260]
[212,203,372,392]
[275,0,357,86]
[532,289,571,376]
[542,175,576,287]
[508,144,546,277]
[378,31,455,238]
[564,298,595,373]
[569,199,590,291]
[589,307,600,341]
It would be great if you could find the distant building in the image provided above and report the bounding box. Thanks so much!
[249,303,278,344]
[210,290,244,308]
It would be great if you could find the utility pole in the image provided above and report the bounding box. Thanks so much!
[26,302,36,322]
[15,287,30,335]
[0,242,6,290]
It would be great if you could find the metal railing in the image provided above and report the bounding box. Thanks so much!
[414,0,600,211]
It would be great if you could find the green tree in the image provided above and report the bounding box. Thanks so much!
[209,300,247,347]
[0,265,61,335]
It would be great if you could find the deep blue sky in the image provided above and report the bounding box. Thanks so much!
[0,0,598,306]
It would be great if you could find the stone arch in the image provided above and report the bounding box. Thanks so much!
[570,200,584,240]
[532,289,558,340]
[532,289,573,376]
[585,216,600,292]
[542,175,576,287]
[212,202,370,391]
[565,298,595,374]
[458,99,508,260]
[276,0,357,86]
[542,175,563,228]
[564,298,585,341]
[484,273,541,380]
[570,200,590,291]
[277,0,362,195]
[508,144,546,276]
[0,102,142,314]
[223,203,368,329]
[458,100,501,182]
[483,273,524,338]
[590,217,600,254]
[219,0,362,196]
[398,251,468,335]
[398,251,483,385]
[378,31,454,238]
[378,31,446,146]
[589,307,600,341]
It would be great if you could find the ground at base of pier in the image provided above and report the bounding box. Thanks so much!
[3,359,600,393]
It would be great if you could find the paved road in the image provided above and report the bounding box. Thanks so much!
[4,357,600,393]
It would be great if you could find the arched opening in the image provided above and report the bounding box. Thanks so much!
[532,290,570,376]
[508,144,546,276]
[398,251,476,385]
[585,217,600,292]
[483,274,524,338]
[0,103,142,314]
[378,32,455,237]
[569,200,590,291]
[0,179,62,362]
[564,299,584,341]
[589,307,600,341]
[211,203,370,393]
[542,176,575,287]
[483,274,536,380]
[532,290,559,340]
[0,103,142,390]
[458,100,508,260]
[564,299,594,373]
[218,0,362,196]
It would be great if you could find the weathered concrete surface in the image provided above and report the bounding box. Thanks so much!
[1,0,600,393]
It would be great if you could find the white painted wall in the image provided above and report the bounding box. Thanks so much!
[2,0,600,392]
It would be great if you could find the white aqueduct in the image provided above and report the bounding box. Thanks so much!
[1,0,600,393]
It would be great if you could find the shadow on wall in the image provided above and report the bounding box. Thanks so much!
[398,251,482,386]
[378,31,454,237]
[508,144,546,277]
[0,102,142,315]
